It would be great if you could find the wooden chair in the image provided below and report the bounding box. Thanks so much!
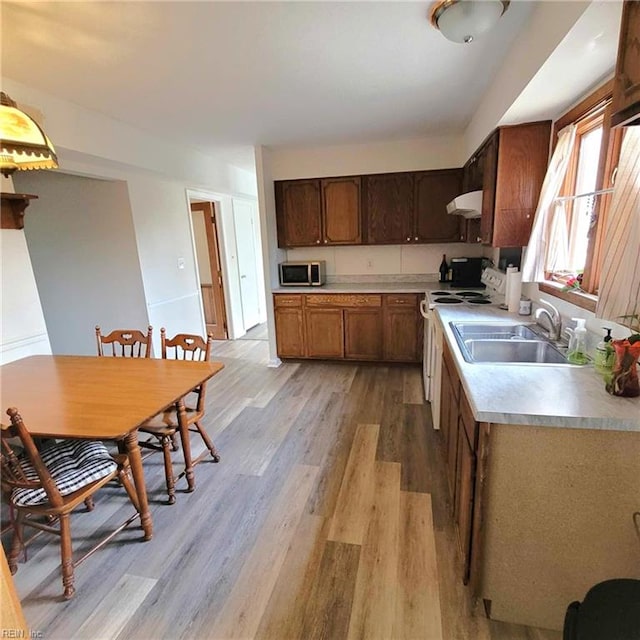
[138,328,219,504]
[95,325,153,358]
[1,408,139,600]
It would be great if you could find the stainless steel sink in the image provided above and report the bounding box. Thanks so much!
[451,322,539,340]
[450,322,579,365]
[460,338,569,364]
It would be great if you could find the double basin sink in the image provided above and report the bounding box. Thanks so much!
[450,322,582,366]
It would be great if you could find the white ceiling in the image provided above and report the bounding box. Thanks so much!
[1,1,620,171]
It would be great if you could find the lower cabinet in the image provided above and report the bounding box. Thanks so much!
[273,293,421,363]
[441,340,479,586]
[305,307,344,358]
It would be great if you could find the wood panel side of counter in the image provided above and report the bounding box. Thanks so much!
[479,423,640,631]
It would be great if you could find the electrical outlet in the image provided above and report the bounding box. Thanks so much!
[367,260,373,269]
[177,257,185,270]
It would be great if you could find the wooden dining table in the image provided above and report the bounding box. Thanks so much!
[0,355,224,540]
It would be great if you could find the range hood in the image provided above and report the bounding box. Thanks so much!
[446,190,483,219]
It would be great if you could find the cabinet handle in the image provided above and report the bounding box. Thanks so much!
[414,236,418,241]
[316,240,320,244]
[477,236,481,243]
[324,239,328,244]
[406,236,411,242]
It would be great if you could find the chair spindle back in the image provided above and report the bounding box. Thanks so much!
[95,325,153,358]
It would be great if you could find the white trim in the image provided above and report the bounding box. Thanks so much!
[146,291,199,309]
[0,332,49,351]
[268,357,282,368]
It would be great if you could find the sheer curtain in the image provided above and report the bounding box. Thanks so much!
[596,128,640,332]
[521,124,577,282]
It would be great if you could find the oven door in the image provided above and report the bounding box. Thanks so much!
[420,298,430,401]
[429,313,443,430]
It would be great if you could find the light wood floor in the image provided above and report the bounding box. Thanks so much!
[3,338,562,640]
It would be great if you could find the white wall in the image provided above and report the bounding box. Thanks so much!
[14,171,149,355]
[3,79,260,354]
[0,174,52,363]
[463,1,590,157]
[270,134,465,180]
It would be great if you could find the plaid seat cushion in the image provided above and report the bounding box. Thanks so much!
[12,440,117,507]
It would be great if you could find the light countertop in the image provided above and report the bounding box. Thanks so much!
[434,305,640,433]
[273,281,443,294]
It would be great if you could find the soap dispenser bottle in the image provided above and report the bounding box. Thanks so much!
[567,318,589,364]
[594,327,614,374]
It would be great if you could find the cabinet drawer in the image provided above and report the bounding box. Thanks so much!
[384,293,419,307]
[305,294,382,307]
[274,294,303,308]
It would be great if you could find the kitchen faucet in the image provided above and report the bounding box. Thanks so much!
[535,299,562,341]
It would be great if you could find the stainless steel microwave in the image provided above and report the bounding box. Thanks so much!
[279,261,326,286]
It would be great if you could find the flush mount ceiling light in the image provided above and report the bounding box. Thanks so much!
[429,0,510,44]
[0,92,58,177]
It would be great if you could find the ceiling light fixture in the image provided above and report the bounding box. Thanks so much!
[429,0,510,44]
[0,92,58,177]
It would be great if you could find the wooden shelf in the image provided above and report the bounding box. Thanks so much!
[1,193,38,230]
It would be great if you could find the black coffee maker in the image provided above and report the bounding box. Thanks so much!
[450,257,485,288]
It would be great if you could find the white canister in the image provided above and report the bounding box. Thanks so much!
[518,297,532,316]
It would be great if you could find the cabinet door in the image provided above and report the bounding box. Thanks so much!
[321,177,361,245]
[480,133,498,245]
[383,296,421,362]
[444,367,459,503]
[492,122,551,247]
[275,179,322,247]
[611,1,640,127]
[364,173,414,244]
[455,422,476,585]
[344,308,383,360]
[414,169,463,243]
[305,308,344,358]
[274,308,305,358]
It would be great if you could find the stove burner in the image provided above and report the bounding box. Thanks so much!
[432,291,449,295]
[433,297,463,304]
[467,298,492,305]
[457,291,484,298]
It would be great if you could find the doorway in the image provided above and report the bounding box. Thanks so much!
[190,201,228,340]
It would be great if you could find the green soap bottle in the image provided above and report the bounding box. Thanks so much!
[594,327,614,375]
[567,318,590,365]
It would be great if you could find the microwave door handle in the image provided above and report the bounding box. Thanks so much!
[307,263,312,285]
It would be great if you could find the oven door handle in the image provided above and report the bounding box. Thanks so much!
[419,298,430,319]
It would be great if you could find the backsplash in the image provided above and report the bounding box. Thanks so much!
[285,243,485,276]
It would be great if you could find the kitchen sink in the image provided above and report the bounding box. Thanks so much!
[450,322,580,365]
[451,322,539,341]
[459,338,569,364]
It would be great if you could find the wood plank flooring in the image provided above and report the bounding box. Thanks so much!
[2,338,562,640]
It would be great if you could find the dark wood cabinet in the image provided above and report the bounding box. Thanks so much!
[274,296,305,358]
[440,339,480,585]
[468,121,551,247]
[344,307,383,360]
[364,172,414,244]
[382,294,422,363]
[273,293,421,363]
[275,179,322,247]
[611,0,640,127]
[321,177,361,245]
[305,307,344,358]
[414,169,463,243]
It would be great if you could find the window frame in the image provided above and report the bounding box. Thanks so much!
[539,79,623,312]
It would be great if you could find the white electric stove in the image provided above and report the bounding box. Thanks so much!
[421,268,508,428]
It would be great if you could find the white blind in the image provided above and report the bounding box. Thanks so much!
[596,128,640,331]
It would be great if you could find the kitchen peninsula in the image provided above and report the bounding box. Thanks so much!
[433,304,640,631]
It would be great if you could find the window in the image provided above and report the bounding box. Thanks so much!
[541,80,625,309]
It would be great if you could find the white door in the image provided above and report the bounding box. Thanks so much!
[233,200,262,331]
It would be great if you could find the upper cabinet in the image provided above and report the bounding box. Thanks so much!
[321,177,362,245]
[414,168,464,243]
[275,179,322,247]
[363,172,414,244]
[611,0,640,128]
[467,121,551,248]
[275,168,463,248]
[275,176,361,247]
